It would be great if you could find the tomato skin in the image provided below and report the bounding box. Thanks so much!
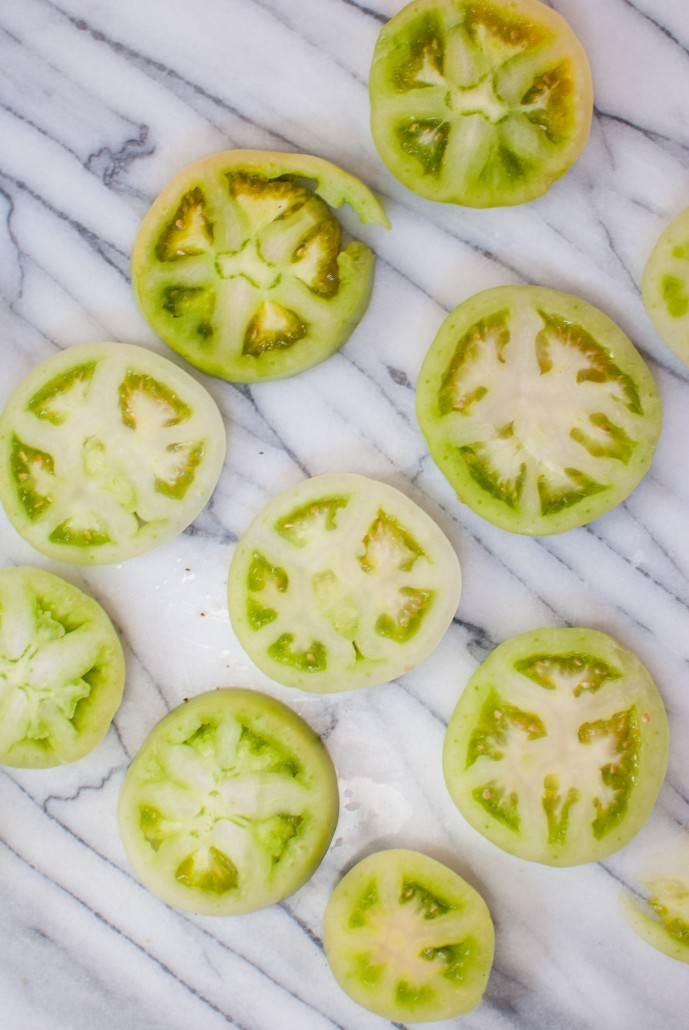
[443,628,669,866]
[131,150,390,384]
[0,566,125,768]
[323,849,494,1021]
[227,473,461,693]
[369,0,593,207]
[0,342,226,565]
[117,688,338,915]
[642,204,689,367]
[416,285,662,535]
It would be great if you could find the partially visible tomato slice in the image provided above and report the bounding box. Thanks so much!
[0,566,125,767]
[443,628,669,865]
[131,150,390,383]
[621,832,689,964]
[416,285,662,534]
[0,342,226,564]
[642,204,689,367]
[324,849,494,1021]
[369,0,593,207]
[118,688,338,915]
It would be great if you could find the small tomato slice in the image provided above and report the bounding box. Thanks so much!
[642,204,689,367]
[416,285,661,534]
[323,849,494,1022]
[369,0,592,207]
[0,342,226,564]
[0,566,125,767]
[443,628,669,866]
[131,150,390,383]
[118,688,338,915]
[621,833,689,964]
[227,473,461,693]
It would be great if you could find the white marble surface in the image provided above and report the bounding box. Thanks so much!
[1,1,688,1027]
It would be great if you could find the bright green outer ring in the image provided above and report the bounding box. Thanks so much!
[415,284,662,535]
[0,341,227,565]
[131,149,390,384]
[619,892,689,965]
[641,204,689,367]
[227,472,462,694]
[323,848,494,1021]
[0,565,125,768]
[442,627,670,866]
[369,0,593,207]
[117,688,339,916]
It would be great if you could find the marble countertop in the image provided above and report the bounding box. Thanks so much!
[1,1,688,1028]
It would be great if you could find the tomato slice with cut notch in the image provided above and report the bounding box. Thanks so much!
[642,204,689,367]
[443,628,669,866]
[621,833,689,964]
[0,566,125,767]
[369,0,593,207]
[0,342,226,564]
[227,473,461,693]
[131,150,390,383]
[323,849,494,1021]
[416,285,662,534]
[117,688,338,915]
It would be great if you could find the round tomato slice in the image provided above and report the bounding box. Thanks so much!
[131,150,390,383]
[323,849,494,1021]
[621,833,689,965]
[227,473,461,693]
[416,285,662,535]
[0,566,125,767]
[369,0,593,207]
[118,688,338,915]
[443,628,669,866]
[0,342,226,564]
[642,204,689,367]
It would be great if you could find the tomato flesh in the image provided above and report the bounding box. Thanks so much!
[228,473,461,693]
[443,628,669,865]
[642,204,689,367]
[369,0,593,206]
[118,688,338,915]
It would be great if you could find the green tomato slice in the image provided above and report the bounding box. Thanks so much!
[131,149,390,383]
[642,204,689,367]
[0,342,226,564]
[621,832,689,965]
[117,688,338,915]
[0,566,125,767]
[323,849,494,1021]
[443,628,669,866]
[416,285,661,534]
[227,473,461,693]
[369,0,593,207]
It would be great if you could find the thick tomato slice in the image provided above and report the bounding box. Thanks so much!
[416,285,662,534]
[323,849,494,1021]
[621,833,689,965]
[131,150,390,383]
[0,342,226,564]
[0,566,125,767]
[369,0,593,207]
[443,628,669,866]
[642,204,689,367]
[227,473,461,693]
[118,688,338,915]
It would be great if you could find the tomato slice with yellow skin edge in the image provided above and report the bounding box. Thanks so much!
[0,342,226,564]
[117,688,338,915]
[323,849,494,1022]
[642,204,689,367]
[443,628,669,866]
[227,473,461,693]
[416,285,662,535]
[621,832,689,964]
[369,0,593,207]
[131,150,390,383]
[0,566,125,768]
